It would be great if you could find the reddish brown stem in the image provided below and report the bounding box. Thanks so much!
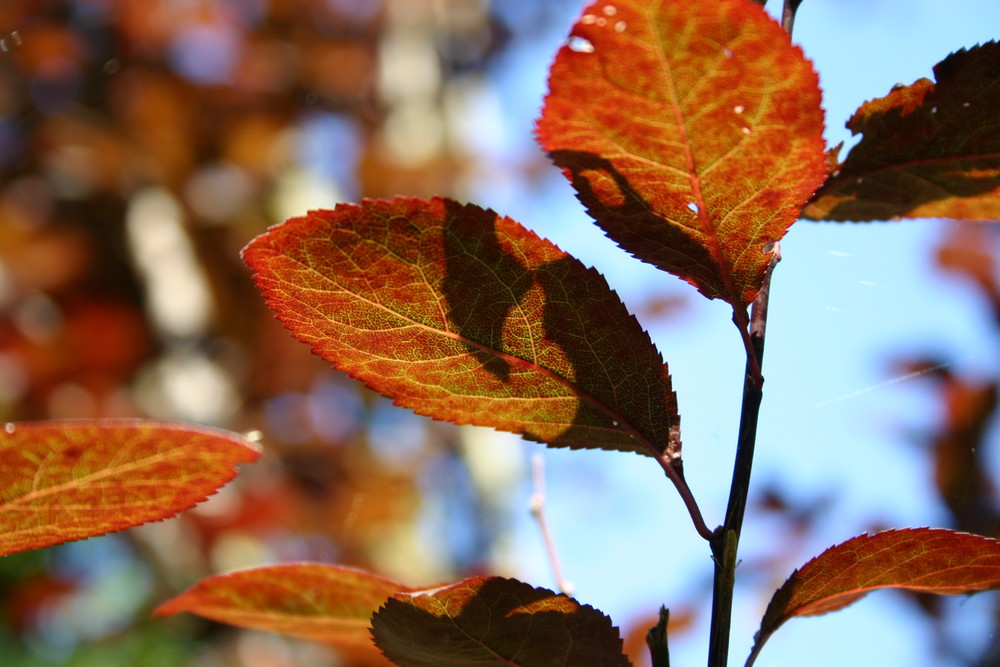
[782,0,804,35]
[658,454,714,541]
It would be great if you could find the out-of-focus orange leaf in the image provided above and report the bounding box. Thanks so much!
[748,528,1000,666]
[371,576,631,666]
[155,564,410,653]
[242,197,679,459]
[0,420,260,556]
[806,42,1000,222]
[536,0,826,307]
[932,377,997,535]
[936,224,1000,319]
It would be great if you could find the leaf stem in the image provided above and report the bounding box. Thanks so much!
[732,307,763,389]
[706,244,780,667]
[781,0,804,35]
[658,453,714,541]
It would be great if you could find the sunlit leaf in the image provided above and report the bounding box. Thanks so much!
[371,576,631,667]
[0,420,260,557]
[805,41,1000,222]
[154,564,406,655]
[536,0,826,307]
[747,528,1000,665]
[242,197,679,459]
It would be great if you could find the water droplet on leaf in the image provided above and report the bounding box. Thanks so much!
[568,36,595,53]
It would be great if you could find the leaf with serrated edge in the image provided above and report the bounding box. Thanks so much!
[747,528,1000,666]
[242,196,679,459]
[155,564,406,655]
[537,0,826,307]
[806,41,1000,222]
[371,576,631,667]
[0,420,260,557]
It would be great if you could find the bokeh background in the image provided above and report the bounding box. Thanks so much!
[0,0,997,665]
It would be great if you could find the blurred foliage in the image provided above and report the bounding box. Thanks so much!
[0,0,574,664]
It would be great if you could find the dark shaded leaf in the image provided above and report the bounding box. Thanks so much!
[371,576,631,667]
[806,42,1000,221]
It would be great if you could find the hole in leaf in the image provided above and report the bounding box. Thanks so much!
[741,127,751,134]
[686,202,699,214]
[568,36,595,53]
[603,5,617,16]
[596,17,607,27]
[580,14,597,24]
[614,20,626,32]
[733,105,745,114]
[723,47,734,58]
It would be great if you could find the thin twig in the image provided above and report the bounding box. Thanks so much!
[529,453,573,596]
[706,244,781,667]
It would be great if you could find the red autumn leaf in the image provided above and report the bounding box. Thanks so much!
[0,420,260,557]
[805,41,1000,222]
[371,576,631,667]
[155,564,408,655]
[536,0,826,307]
[747,528,1000,666]
[242,197,679,459]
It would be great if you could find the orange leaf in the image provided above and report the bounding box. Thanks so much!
[154,564,410,651]
[242,197,679,459]
[536,0,826,307]
[747,528,1000,666]
[0,420,260,556]
[805,42,1000,221]
[371,576,631,666]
